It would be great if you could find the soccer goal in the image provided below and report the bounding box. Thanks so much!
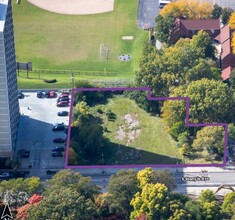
[100,44,109,59]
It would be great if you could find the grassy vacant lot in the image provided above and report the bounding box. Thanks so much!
[100,96,181,165]
[13,0,148,88]
[71,95,183,165]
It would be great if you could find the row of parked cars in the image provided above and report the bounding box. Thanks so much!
[56,92,70,107]
[37,90,56,98]
[51,92,70,156]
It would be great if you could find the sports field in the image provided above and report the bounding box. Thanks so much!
[13,0,148,88]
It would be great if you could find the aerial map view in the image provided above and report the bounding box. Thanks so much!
[1,0,235,219]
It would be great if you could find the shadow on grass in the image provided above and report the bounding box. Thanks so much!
[69,141,182,166]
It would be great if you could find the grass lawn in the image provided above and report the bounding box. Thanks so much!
[13,0,148,88]
[69,95,222,165]
[70,95,183,165]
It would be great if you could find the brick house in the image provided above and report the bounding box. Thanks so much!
[170,18,220,43]
[216,24,235,80]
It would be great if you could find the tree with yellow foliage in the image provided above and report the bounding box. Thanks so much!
[228,12,235,29]
[160,0,212,19]
[231,32,235,55]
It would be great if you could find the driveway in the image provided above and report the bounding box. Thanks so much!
[16,91,70,170]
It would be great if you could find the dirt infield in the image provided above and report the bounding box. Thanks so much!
[27,0,114,15]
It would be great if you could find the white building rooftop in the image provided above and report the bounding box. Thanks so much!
[0,0,8,32]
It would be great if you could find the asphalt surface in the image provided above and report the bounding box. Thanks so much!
[16,92,70,170]
[138,0,159,28]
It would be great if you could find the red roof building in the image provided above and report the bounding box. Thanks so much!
[170,18,220,43]
[217,24,235,80]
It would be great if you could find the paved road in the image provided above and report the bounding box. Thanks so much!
[200,0,235,10]
[138,0,159,28]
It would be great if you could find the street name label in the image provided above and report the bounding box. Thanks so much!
[182,176,210,182]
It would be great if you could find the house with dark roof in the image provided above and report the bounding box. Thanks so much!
[170,18,220,43]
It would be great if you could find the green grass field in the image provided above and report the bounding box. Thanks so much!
[71,95,183,165]
[13,0,148,88]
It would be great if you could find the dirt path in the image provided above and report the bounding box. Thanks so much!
[27,0,114,15]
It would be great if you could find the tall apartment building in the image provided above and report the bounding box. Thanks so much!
[0,0,19,158]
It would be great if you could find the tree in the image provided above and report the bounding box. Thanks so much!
[68,147,78,165]
[198,190,222,220]
[130,183,170,220]
[201,201,222,220]
[221,7,234,25]
[0,177,42,208]
[160,0,212,19]
[107,169,139,219]
[229,12,235,29]
[155,14,174,44]
[136,32,220,99]
[27,187,98,220]
[190,30,215,59]
[198,189,216,203]
[44,169,100,201]
[185,200,203,220]
[222,192,235,217]
[162,79,235,140]
[232,32,235,54]
[192,126,224,158]
[212,4,222,19]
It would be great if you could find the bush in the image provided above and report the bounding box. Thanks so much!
[43,79,57,83]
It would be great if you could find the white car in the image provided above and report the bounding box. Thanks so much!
[0,172,9,178]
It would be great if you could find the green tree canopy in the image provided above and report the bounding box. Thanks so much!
[222,192,235,217]
[221,7,234,25]
[162,79,235,139]
[44,169,100,201]
[107,169,139,219]
[130,183,170,220]
[192,126,224,157]
[27,187,98,220]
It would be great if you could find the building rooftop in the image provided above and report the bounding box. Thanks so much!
[180,19,220,31]
[0,0,8,32]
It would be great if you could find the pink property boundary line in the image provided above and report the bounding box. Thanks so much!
[64,87,228,169]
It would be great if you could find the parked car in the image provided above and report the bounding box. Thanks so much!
[57,111,69,116]
[18,90,24,99]
[49,90,56,98]
[53,138,65,143]
[57,101,69,107]
[18,149,30,158]
[45,91,50,98]
[52,147,65,152]
[52,123,65,131]
[58,93,69,99]
[51,151,63,157]
[37,91,43,98]
[57,97,70,102]
[0,172,9,178]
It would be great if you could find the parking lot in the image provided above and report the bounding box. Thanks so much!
[16,91,70,170]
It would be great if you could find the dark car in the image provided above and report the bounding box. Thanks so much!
[52,147,65,152]
[37,91,43,98]
[18,149,30,158]
[57,101,69,107]
[51,151,63,157]
[45,91,50,98]
[13,171,25,178]
[52,123,65,131]
[57,111,69,116]
[18,90,24,99]
[53,138,65,143]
